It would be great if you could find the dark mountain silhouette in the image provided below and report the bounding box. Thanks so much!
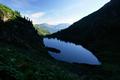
[0,17,43,50]
[49,0,120,63]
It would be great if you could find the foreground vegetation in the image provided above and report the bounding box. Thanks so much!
[1,43,120,80]
[0,43,81,80]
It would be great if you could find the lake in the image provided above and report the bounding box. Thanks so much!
[43,38,101,65]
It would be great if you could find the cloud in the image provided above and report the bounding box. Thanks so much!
[31,12,45,18]
[22,12,45,24]
[40,17,78,25]
[22,12,77,25]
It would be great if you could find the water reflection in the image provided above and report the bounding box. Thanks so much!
[43,38,101,65]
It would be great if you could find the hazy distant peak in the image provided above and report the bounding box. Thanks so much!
[34,23,70,33]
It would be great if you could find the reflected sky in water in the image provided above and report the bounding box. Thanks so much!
[44,38,101,65]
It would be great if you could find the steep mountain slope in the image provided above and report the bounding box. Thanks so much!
[0,17,44,50]
[50,0,120,63]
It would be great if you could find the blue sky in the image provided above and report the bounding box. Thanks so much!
[0,0,110,24]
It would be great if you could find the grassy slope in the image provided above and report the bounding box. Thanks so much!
[0,4,20,20]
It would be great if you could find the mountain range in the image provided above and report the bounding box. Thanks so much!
[34,23,70,34]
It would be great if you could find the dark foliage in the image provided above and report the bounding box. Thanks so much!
[0,70,16,80]
[0,16,43,50]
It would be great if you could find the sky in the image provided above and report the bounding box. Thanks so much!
[0,0,110,24]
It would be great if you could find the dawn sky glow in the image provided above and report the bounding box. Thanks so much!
[0,0,110,24]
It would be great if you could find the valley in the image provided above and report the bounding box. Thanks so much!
[0,0,120,80]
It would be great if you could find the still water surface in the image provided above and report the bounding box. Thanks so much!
[43,38,101,65]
